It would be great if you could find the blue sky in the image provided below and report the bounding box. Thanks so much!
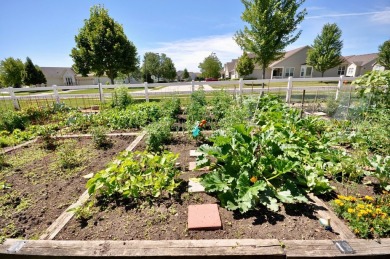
[1,0,389,72]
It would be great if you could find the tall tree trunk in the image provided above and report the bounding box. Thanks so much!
[110,77,114,84]
[261,67,266,96]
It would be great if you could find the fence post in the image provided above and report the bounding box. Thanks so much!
[52,85,60,104]
[286,76,293,103]
[191,80,195,93]
[98,83,104,103]
[335,75,344,100]
[144,82,149,102]
[239,78,243,95]
[8,87,20,110]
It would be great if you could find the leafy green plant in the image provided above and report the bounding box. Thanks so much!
[161,97,181,118]
[210,90,233,122]
[197,95,338,213]
[353,70,390,108]
[68,202,94,221]
[38,126,56,150]
[367,155,390,191]
[144,117,173,152]
[331,194,389,238]
[111,86,133,109]
[91,126,111,149]
[186,88,207,130]
[324,96,339,117]
[86,151,181,201]
[0,111,27,132]
[57,140,82,169]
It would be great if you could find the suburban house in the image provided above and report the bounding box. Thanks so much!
[343,53,381,77]
[40,67,77,86]
[40,67,133,86]
[177,70,201,81]
[223,59,238,79]
[224,46,383,80]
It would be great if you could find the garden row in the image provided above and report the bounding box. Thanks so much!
[1,71,389,245]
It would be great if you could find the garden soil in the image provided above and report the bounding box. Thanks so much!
[56,135,341,241]
[0,135,135,240]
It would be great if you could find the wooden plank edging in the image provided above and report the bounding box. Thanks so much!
[308,193,356,240]
[1,239,284,258]
[39,132,145,240]
[2,138,37,154]
[1,239,389,258]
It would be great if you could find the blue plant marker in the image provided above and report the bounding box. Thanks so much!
[192,125,200,137]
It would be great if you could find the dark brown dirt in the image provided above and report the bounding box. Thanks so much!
[0,135,135,240]
[55,134,339,241]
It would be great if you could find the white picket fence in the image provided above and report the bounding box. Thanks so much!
[0,76,357,110]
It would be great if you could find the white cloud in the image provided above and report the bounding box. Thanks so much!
[371,7,390,24]
[306,10,390,21]
[140,34,242,72]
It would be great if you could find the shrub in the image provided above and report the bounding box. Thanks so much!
[91,126,111,149]
[210,90,233,122]
[0,111,27,132]
[161,97,181,118]
[57,140,82,169]
[324,96,339,117]
[144,117,173,152]
[111,86,133,109]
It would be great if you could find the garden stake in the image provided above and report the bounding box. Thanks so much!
[300,90,306,118]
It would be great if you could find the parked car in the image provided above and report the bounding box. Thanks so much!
[205,78,218,81]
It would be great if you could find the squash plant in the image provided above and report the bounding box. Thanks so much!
[197,96,336,213]
[87,151,181,200]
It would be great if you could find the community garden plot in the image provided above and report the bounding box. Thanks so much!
[0,135,135,241]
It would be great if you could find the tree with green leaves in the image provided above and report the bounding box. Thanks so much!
[378,40,390,70]
[23,57,46,85]
[142,52,176,82]
[236,52,255,78]
[71,5,138,84]
[35,66,47,85]
[0,57,24,88]
[182,68,190,81]
[142,52,160,82]
[198,53,222,79]
[306,23,343,77]
[234,0,306,81]
[160,54,177,81]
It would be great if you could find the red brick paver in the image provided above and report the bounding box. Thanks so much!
[188,204,222,230]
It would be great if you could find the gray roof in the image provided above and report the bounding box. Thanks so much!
[344,53,378,66]
[40,67,74,78]
[269,46,309,67]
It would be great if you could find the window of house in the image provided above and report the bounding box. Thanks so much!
[300,66,313,77]
[338,65,346,75]
[284,67,294,77]
[272,68,283,78]
[347,67,354,75]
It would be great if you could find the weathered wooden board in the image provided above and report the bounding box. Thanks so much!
[308,193,356,240]
[284,238,390,258]
[2,138,37,153]
[1,239,284,258]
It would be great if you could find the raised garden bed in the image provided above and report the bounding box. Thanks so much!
[55,134,340,241]
[0,135,136,241]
